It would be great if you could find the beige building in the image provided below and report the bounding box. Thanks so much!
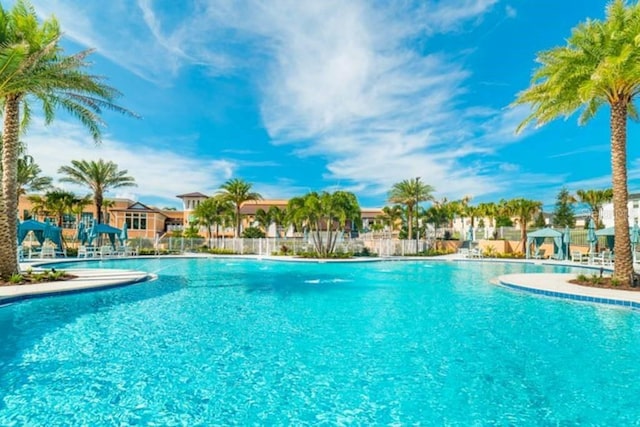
[18,192,383,240]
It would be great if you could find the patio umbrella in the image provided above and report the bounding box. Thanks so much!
[86,220,98,246]
[632,221,640,253]
[466,225,473,242]
[76,222,87,245]
[119,222,128,245]
[587,218,597,254]
[563,226,571,260]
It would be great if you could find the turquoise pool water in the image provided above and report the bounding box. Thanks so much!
[1,259,639,425]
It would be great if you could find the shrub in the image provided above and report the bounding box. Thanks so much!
[241,227,265,238]
[354,247,377,257]
[9,273,23,284]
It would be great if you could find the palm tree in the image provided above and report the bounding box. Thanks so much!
[502,198,543,253]
[16,154,52,201]
[58,159,136,224]
[512,0,640,283]
[576,189,613,229]
[287,191,361,257]
[43,189,75,227]
[218,178,262,237]
[70,195,91,226]
[388,177,435,240]
[377,205,404,235]
[0,1,135,278]
[101,199,116,225]
[26,194,48,221]
[268,206,288,238]
[254,208,272,234]
[193,197,225,246]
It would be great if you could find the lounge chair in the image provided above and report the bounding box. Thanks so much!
[98,246,114,258]
[532,249,546,259]
[571,251,585,263]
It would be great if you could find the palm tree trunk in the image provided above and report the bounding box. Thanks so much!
[95,195,103,224]
[407,206,413,240]
[611,100,633,284]
[520,218,527,254]
[0,95,21,278]
[235,206,241,237]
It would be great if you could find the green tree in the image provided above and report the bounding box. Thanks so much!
[268,206,288,238]
[424,198,456,248]
[553,188,576,228]
[16,154,52,201]
[534,212,546,228]
[0,0,135,278]
[376,205,404,235]
[242,226,265,239]
[576,188,613,229]
[58,159,136,224]
[388,177,435,240]
[218,178,262,237]
[513,0,640,283]
[502,198,543,253]
[287,191,361,257]
[43,189,76,227]
[193,197,224,246]
[253,208,272,233]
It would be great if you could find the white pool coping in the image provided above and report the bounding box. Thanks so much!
[5,253,638,309]
[0,266,153,304]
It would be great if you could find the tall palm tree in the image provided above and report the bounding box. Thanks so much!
[513,0,640,283]
[218,178,262,237]
[502,198,543,253]
[0,1,135,278]
[58,160,135,225]
[576,189,613,229]
[388,177,435,240]
[16,154,52,202]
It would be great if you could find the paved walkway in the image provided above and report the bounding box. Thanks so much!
[497,273,640,309]
[0,267,153,304]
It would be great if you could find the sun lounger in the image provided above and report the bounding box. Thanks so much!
[532,249,546,259]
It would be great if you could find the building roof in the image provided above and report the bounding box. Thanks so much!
[176,192,208,199]
[110,201,168,218]
[239,200,288,215]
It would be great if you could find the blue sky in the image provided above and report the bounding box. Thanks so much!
[14,0,636,210]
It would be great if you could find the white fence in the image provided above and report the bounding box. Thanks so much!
[133,236,442,257]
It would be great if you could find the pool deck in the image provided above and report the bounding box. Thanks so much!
[2,254,639,309]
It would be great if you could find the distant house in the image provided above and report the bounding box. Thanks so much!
[601,192,640,228]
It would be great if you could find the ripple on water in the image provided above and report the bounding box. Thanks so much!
[0,259,638,424]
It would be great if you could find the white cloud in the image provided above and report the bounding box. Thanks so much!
[22,119,236,206]
[26,0,534,203]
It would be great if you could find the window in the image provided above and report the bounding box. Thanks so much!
[125,212,147,230]
[23,210,32,220]
[62,214,76,229]
[81,212,94,226]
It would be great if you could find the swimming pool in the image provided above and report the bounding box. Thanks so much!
[1,258,638,424]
